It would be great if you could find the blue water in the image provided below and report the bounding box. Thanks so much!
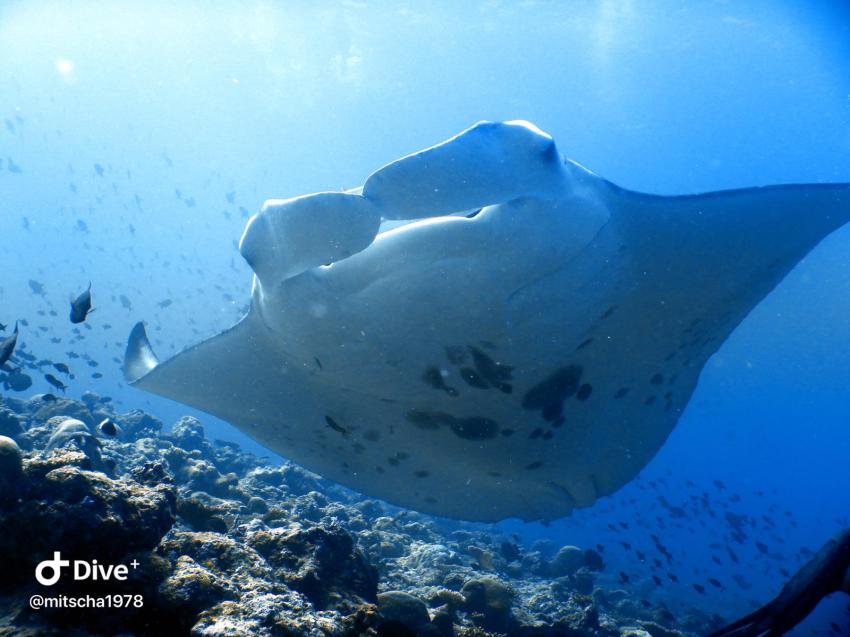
[2,2,850,633]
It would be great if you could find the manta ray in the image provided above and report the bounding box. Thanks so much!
[124,120,850,522]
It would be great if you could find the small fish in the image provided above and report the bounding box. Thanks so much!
[708,578,723,589]
[619,571,630,584]
[44,373,67,393]
[53,363,71,375]
[2,369,32,391]
[28,279,45,296]
[40,393,58,402]
[325,415,348,436]
[0,323,19,366]
[0,322,6,331]
[98,418,120,437]
[70,283,93,324]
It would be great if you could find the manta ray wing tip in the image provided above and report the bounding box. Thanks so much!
[123,321,160,384]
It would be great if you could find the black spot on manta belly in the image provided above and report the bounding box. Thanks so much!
[522,364,583,418]
[541,403,562,422]
[422,365,459,396]
[405,409,500,440]
[444,345,468,365]
[469,345,513,386]
[450,417,499,440]
[460,367,489,389]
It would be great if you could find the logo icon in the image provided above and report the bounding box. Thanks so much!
[35,552,69,586]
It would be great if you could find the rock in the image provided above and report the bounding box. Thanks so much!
[0,408,23,438]
[572,569,596,595]
[177,491,235,533]
[244,496,267,515]
[377,590,431,632]
[584,547,606,571]
[460,575,515,633]
[551,545,585,576]
[164,447,238,497]
[30,397,94,427]
[639,620,687,637]
[0,435,23,500]
[0,449,175,592]
[247,522,378,612]
[158,555,234,616]
[116,408,163,438]
[466,545,496,570]
[170,415,209,452]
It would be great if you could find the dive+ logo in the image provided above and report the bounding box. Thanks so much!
[35,552,139,586]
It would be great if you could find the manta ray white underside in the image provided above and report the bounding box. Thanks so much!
[124,120,850,522]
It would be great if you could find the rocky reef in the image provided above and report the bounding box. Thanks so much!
[0,392,720,636]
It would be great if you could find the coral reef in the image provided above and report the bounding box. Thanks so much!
[0,392,719,636]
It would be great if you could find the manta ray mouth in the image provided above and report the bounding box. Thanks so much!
[375,208,482,237]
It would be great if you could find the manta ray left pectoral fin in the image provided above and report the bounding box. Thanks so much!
[122,312,293,428]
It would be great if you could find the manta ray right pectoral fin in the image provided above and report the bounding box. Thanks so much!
[362,119,571,219]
